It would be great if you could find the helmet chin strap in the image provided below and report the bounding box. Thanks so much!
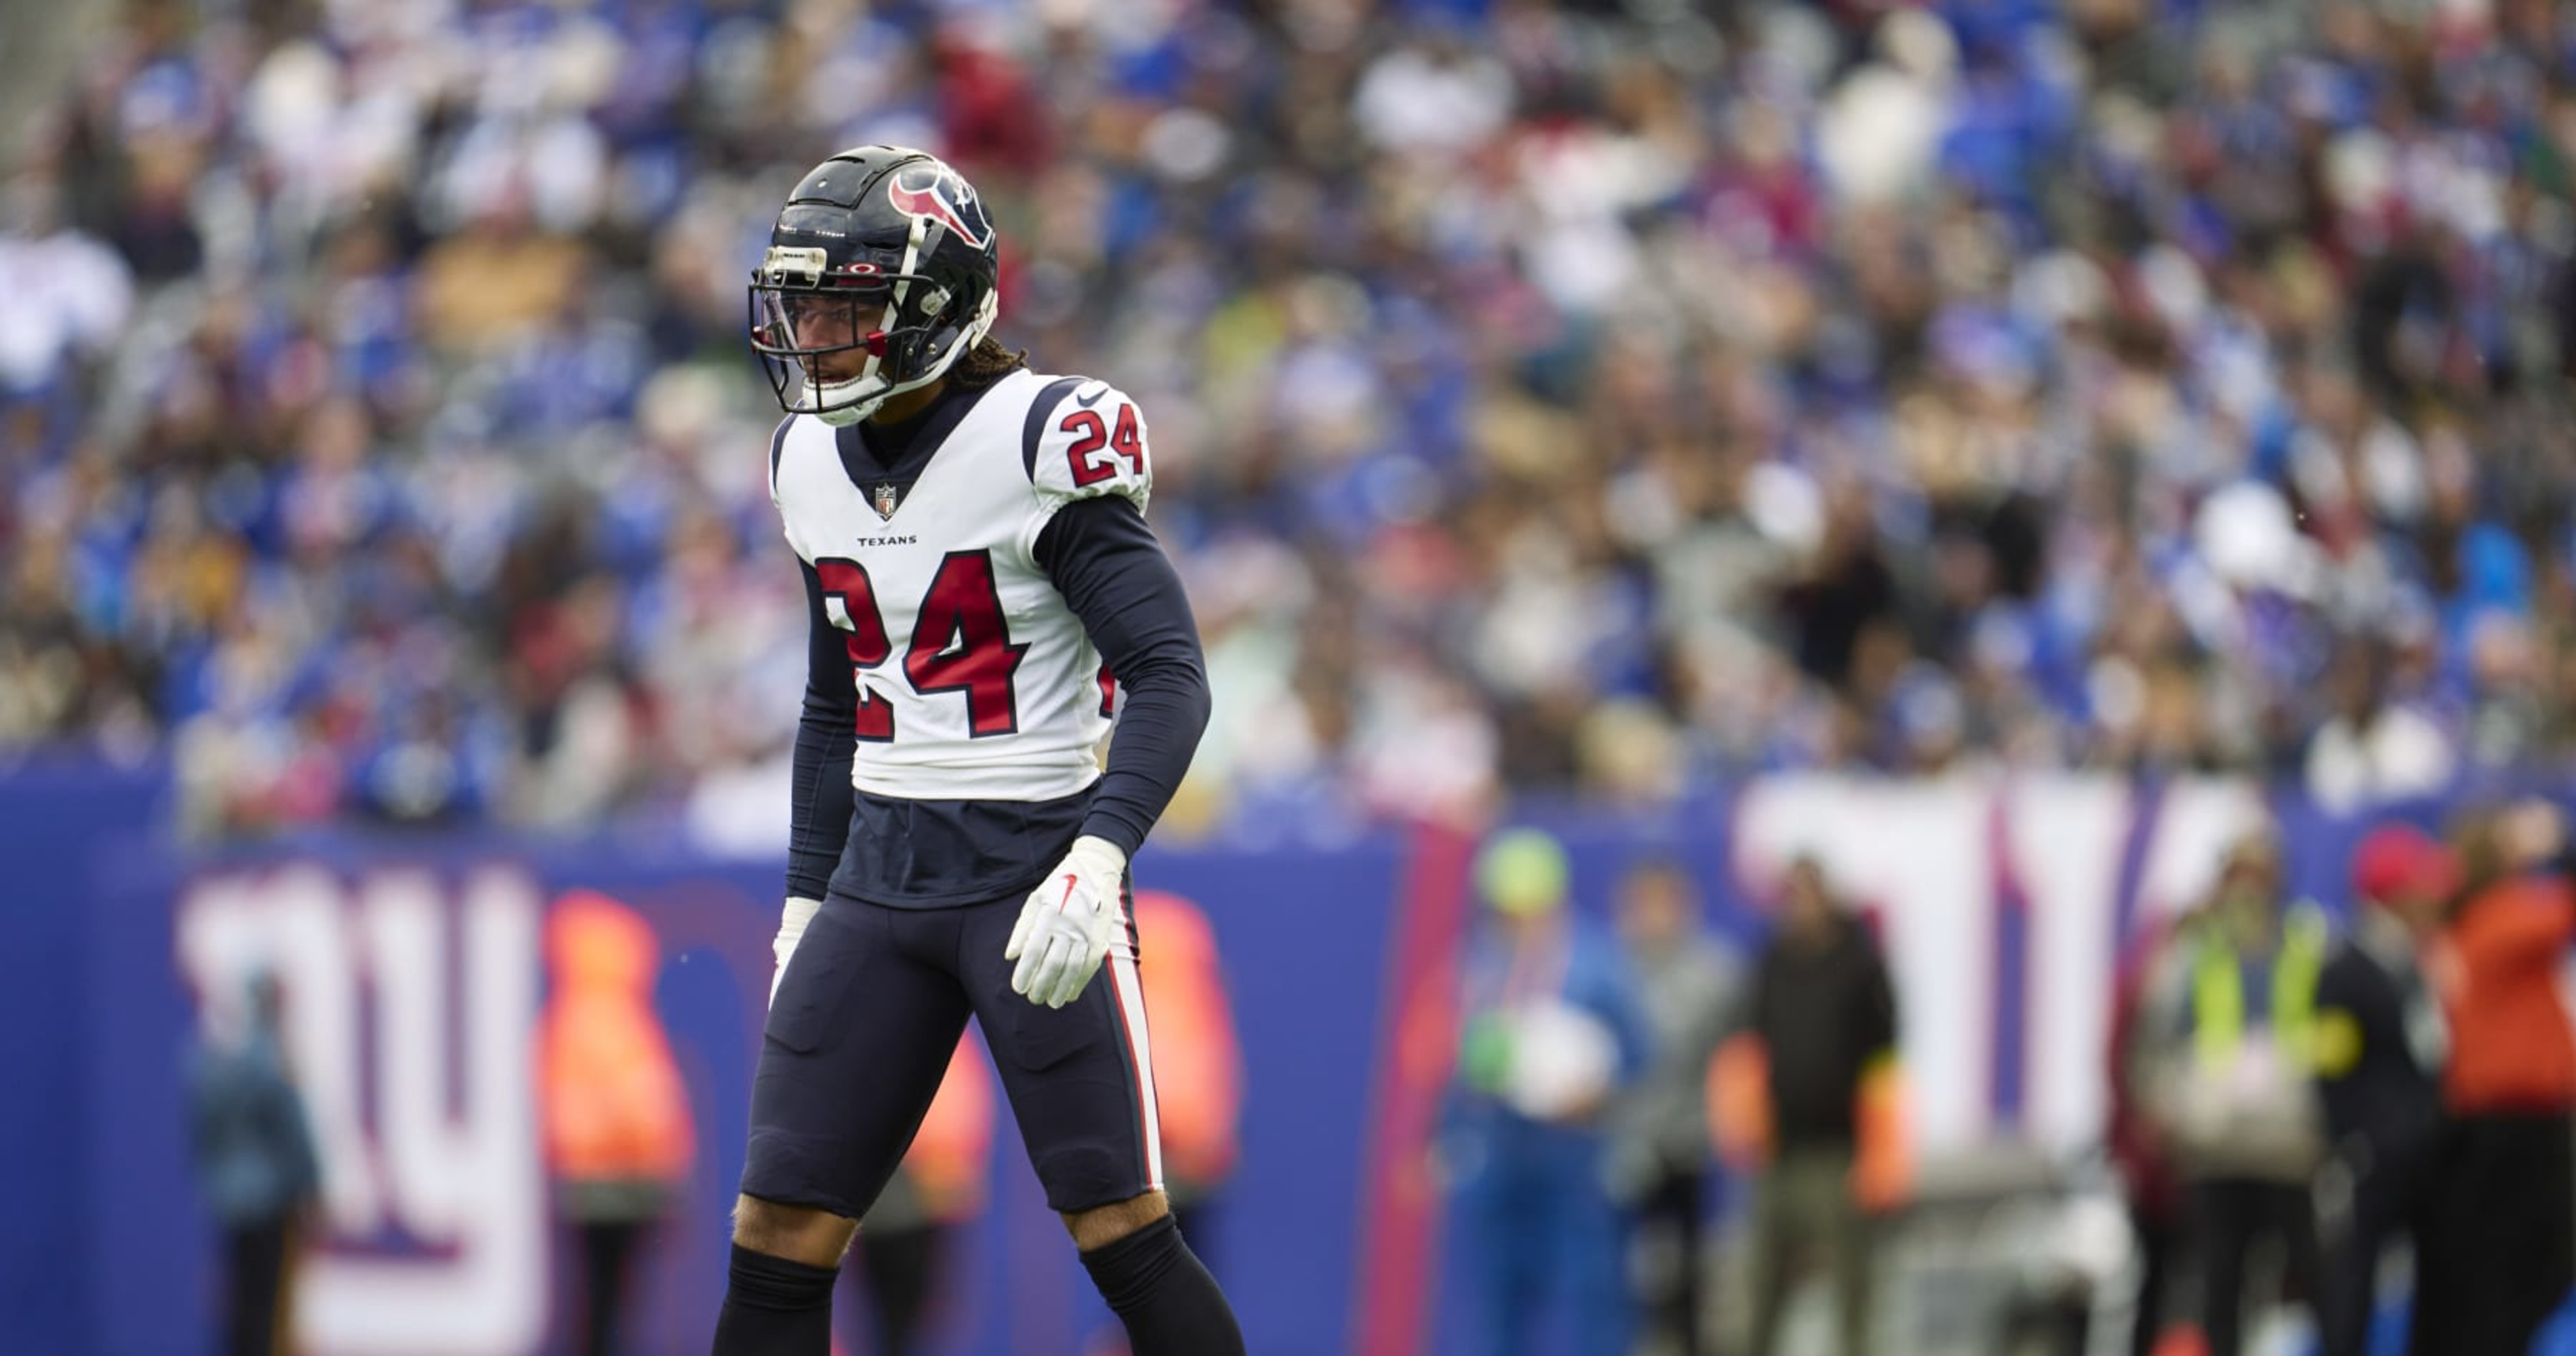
[803,287,903,424]
[803,368,891,426]
[812,397,870,427]
[802,287,997,425]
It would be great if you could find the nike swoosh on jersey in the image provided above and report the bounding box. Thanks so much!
[1073,383,1108,408]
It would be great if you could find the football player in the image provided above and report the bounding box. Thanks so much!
[712,146,1243,1356]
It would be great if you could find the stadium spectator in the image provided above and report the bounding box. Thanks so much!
[2134,834,2326,1356]
[1605,857,1741,1356]
[186,970,321,1356]
[1739,855,1901,1356]
[1442,829,1647,1356]
[2310,825,2453,1356]
[2413,799,2576,1356]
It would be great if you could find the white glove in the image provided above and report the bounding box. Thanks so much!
[1005,835,1128,1009]
[770,896,822,1008]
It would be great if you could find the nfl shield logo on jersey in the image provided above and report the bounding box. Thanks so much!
[872,483,899,519]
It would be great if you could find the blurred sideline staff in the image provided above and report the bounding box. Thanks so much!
[537,891,696,1356]
[2310,826,2452,1356]
[188,970,322,1356]
[2414,799,2576,1356]
[2132,833,2325,1356]
[1128,889,1245,1261]
[1444,829,1648,1356]
[1087,888,1245,1356]
[1716,854,1906,1356]
[845,1037,994,1356]
[1608,858,1742,1356]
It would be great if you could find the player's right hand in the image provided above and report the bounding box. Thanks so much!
[770,896,822,1008]
[1005,835,1127,1008]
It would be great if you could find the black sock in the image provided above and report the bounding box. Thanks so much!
[1079,1216,1246,1356]
[710,1243,838,1356]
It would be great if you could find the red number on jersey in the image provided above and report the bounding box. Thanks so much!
[904,551,1028,736]
[1062,402,1144,487]
[812,557,896,741]
[1109,404,1144,476]
[1061,409,1113,487]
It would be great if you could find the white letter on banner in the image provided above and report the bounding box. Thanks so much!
[302,867,546,1355]
[2002,776,2131,1154]
[176,862,548,1355]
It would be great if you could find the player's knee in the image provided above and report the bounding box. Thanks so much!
[732,1193,857,1269]
[1062,1188,1171,1252]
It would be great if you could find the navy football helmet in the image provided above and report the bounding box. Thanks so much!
[750,146,1001,425]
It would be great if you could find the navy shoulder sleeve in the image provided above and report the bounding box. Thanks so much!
[1021,377,1086,479]
[1032,495,1209,858]
[767,414,794,503]
[787,561,860,900]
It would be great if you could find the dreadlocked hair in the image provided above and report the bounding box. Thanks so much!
[949,334,1030,389]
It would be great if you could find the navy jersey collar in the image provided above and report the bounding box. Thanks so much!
[834,377,999,491]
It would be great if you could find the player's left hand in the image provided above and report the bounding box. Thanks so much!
[1006,835,1127,1008]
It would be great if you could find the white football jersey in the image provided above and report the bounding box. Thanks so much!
[768,369,1152,802]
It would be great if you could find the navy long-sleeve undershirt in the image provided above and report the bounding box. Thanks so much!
[782,494,1209,906]
[1033,494,1211,856]
[784,562,861,902]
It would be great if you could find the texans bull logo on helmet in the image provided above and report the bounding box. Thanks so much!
[887,168,992,250]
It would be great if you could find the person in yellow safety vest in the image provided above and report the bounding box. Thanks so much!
[841,1035,997,1356]
[1085,889,1245,1356]
[536,891,698,1356]
[2134,834,2327,1356]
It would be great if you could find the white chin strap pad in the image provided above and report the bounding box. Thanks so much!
[811,390,875,426]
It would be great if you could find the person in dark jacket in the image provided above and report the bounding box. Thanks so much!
[2311,825,2453,1356]
[188,972,322,1356]
[1742,855,1899,1356]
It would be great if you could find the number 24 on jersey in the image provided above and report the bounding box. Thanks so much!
[1061,404,1144,488]
[813,551,1028,741]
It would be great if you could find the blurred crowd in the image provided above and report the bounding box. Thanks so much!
[9,0,2576,838]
